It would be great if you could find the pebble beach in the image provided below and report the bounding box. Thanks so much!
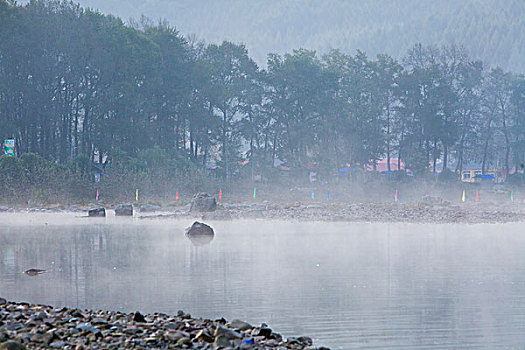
[0,299,327,349]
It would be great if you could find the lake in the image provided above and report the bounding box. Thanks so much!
[1,213,524,349]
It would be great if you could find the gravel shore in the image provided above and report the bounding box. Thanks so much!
[0,299,328,349]
[146,199,525,224]
[1,196,525,224]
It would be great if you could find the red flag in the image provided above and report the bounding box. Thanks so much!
[219,188,222,201]
[175,191,179,201]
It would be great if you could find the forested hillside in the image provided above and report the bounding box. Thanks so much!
[61,0,525,72]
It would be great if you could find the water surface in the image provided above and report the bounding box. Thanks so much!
[1,213,524,349]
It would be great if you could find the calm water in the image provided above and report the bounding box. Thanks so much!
[1,213,525,349]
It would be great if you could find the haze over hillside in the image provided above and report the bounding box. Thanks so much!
[64,0,524,71]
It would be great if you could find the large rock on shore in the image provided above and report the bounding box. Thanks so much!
[88,208,105,217]
[115,204,133,216]
[190,192,217,212]
[185,221,214,246]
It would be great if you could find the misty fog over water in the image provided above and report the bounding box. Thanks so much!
[1,214,525,349]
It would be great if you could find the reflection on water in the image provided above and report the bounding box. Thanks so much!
[1,214,525,349]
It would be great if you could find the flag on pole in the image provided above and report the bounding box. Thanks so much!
[476,191,479,202]
[462,190,466,202]
[395,189,398,202]
[253,187,256,200]
[219,188,222,201]
[96,188,99,201]
[175,191,179,201]
[312,189,315,200]
[136,189,139,201]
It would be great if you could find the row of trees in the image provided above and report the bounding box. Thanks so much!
[1,0,524,184]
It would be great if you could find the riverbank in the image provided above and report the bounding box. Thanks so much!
[0,299,327,349]
[1,196,524,224]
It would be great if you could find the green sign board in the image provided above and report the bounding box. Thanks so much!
[3,139,15,157]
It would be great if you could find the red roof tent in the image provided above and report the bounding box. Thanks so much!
[364,158,406,172]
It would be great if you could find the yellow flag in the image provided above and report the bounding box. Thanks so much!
[462,190,465,202]
[136,189,139,201]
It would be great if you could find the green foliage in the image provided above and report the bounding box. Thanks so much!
[0,0,524,205]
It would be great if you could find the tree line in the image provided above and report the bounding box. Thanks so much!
[1,0,525,186]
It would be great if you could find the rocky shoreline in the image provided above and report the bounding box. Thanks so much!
[0,299,328,349]
[1,197,525,224]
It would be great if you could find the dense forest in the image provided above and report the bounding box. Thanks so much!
[1,0,525,203]
[59,0,525,73]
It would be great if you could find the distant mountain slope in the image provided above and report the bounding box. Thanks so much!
[63,0,525,71]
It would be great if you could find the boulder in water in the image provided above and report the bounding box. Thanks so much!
[185,221,214,246]
[190,192,217,212]
[115,204,133,216]
[88,208,105,217]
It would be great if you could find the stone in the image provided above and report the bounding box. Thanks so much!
[0,207,9,212]
[49,341,66,348]
[175,337,192,346]
[115,204,133,216]
[256,327,272,338]
[228,319,252,331]
[139,204,162,212]
[185,222,214,246]
[35,311,48,320]
[75,323,101,336]
[214,325,242,339]
[297,336,313,346]
[190,193,217,212]
[30,333,54,344]
[88,208,105,217]
[195,329,214,343]
[0,298,6,306]
[0,341,25,350]
[213,335,231,348]
[133,312,146,323]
